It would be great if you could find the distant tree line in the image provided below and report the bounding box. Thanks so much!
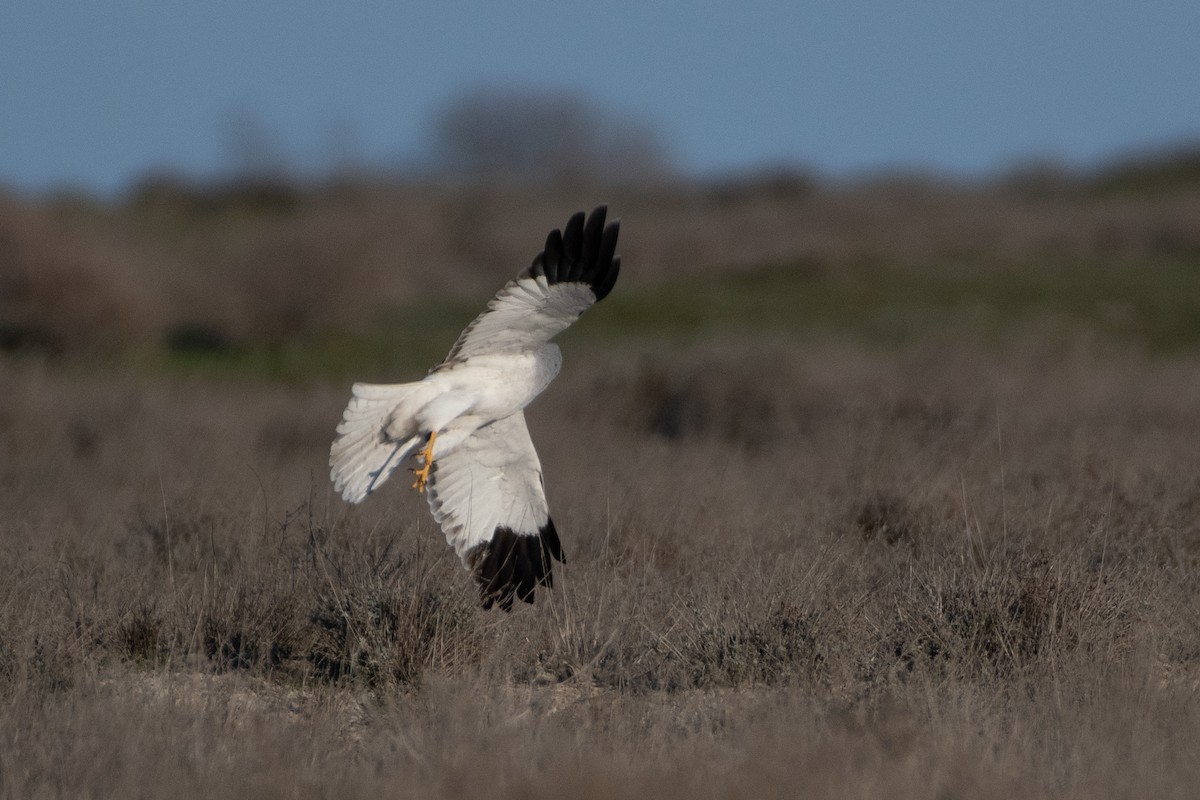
[429,86,673,182]
[212,86,673,185]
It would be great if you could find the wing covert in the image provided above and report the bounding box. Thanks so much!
[440,205,620,364]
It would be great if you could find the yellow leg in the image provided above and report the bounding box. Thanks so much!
[411,430,438,493]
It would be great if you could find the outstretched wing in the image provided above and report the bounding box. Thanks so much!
[424,412,565,611]
[439,205,620,365]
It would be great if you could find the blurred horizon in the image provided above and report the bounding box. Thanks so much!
[3,1,1200,196]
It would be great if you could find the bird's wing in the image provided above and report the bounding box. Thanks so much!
[424,411,564,610]
[438,205,620,365]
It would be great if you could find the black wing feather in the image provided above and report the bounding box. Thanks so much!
[542,229,563,283]
[562,210,585,268]
[596,255,620,302]
[468,520,564,612]
[527,204,620,302]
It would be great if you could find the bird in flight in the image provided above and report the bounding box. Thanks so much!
[329,205,620,611]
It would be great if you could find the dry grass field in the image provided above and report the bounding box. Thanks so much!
[2,166,1200,797]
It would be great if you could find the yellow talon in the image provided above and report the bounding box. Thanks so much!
[411,431,438,493]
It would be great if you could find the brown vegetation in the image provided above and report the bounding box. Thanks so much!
[4,164,1200,359]
[2,336,1200,796]
[2,167,1200,796]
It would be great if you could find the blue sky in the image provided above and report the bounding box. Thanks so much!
[2,1,1199,194]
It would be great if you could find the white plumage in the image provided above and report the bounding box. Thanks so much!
[329,206,620,610]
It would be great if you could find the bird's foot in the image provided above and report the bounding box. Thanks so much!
[410,431,438,493]
[411,462,431,493]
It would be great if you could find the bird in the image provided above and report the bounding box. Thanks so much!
[329,205,620,611]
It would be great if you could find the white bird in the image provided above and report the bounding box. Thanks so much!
[329,206,620,611]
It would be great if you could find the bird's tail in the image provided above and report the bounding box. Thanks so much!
[330,382,427,503]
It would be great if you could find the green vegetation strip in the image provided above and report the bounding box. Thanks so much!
[155,256,1200,380]
[593,256,1200,348]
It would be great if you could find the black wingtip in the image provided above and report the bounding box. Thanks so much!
[527,206,620,301]
[563,210,586,265]
[595,254,620,301]
[543,229,564,283]
[467,520,565,611]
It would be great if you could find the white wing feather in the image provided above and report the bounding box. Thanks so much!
[424,412,548,563]
[441,276,596,363]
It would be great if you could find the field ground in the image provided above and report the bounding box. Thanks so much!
[2,174,1200,797]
